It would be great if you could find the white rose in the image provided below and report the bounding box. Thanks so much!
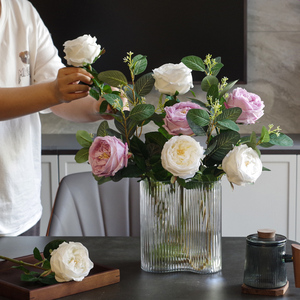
[152,62,193,95]
[161,135,204,179]
[63,34,101,67]
[222,144,263,186]
[50,242,94,282]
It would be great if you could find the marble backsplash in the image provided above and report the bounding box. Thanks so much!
[40,0,300,135]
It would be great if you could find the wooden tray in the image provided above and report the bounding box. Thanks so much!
[0,255,120,300]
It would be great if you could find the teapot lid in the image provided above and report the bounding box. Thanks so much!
[246,229,286,246]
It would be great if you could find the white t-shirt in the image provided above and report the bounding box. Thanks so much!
[0,0,64,235]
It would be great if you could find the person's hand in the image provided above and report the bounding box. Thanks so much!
[52,67,93,103]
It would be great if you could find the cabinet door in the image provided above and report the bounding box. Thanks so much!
[297,156,300,242]
[222,155,297,241]
[41,155,59,236]
[59,154,92,179]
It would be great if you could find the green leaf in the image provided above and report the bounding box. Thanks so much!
[132,54,148,75]
[208,131,240,161]
[211,62,224,76]
[250,131,257,145]
[205,139,217,156]
[102,85,112,94]
[217,119,240,131]
[201,75,219,92]
[93,175,112,185]
[132,155,147,171]
[129,104,155,122]
[76,130,93,148]
[130,135,147,155]
[98,70,128,87]
[97,121,109,137]
[134,72,155,97]
[89,88,100,100]
[150,112,164,127]
[240,135,251,144]
[273,133,294,147]
[38,274,57,285]
[114,111,137,139]
[106,128,123,139]
[219,80,238,98]
[99,100,110,114]
[215,107,242,123]
[188,98,208,109]
[260,133,294,147]
[158,126,173,140]
[187,109,209,136]
[21,272,40,282]
[181,55,205,72]
[103,93,123,111]
[43,239,66,261]
[187,109,210,127]
[207,84,219,101]
[260,126,270,143]
[42,260,51,270]
[145,131,168,148]
[263,166,271,171]
[33,247,43,261]
[75,148,89,163]
[117,164,144,178]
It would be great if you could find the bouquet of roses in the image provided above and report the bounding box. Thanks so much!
[67,34,293,188]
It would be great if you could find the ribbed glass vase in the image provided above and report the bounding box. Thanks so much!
[140,179,222,274]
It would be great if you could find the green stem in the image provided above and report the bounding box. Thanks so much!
[0,255,47,271]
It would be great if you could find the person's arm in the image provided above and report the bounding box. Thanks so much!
[0,68,93,121]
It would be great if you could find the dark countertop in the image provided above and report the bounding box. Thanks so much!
[42,134,300,155]
[0,237,299,300]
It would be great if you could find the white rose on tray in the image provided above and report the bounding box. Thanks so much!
[50,241,94,282]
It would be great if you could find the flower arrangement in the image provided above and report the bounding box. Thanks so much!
[0,240,93,284]
[69,34,293,187]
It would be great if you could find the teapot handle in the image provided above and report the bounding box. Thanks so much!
[292,244,300,288]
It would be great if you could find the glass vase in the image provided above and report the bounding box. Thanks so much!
[140,179,222,274]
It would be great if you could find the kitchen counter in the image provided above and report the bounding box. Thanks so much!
[42,134,300,155]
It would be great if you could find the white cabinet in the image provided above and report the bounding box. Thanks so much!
[41,154,300,241]
[40,155,91,236]
[222,155,297,241]
[41,155,59,236]
[58,155,91,179]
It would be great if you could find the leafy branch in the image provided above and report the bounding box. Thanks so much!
[0,239,65,285]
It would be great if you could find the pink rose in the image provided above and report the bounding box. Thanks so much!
[89,136,128,177]
[163,101,203,136]
[225,87,265,124]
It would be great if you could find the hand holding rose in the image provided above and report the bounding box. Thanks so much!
[63,34,101,67]
[53,67,94,103]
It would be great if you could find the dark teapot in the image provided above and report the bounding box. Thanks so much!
[243,229,300,293]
